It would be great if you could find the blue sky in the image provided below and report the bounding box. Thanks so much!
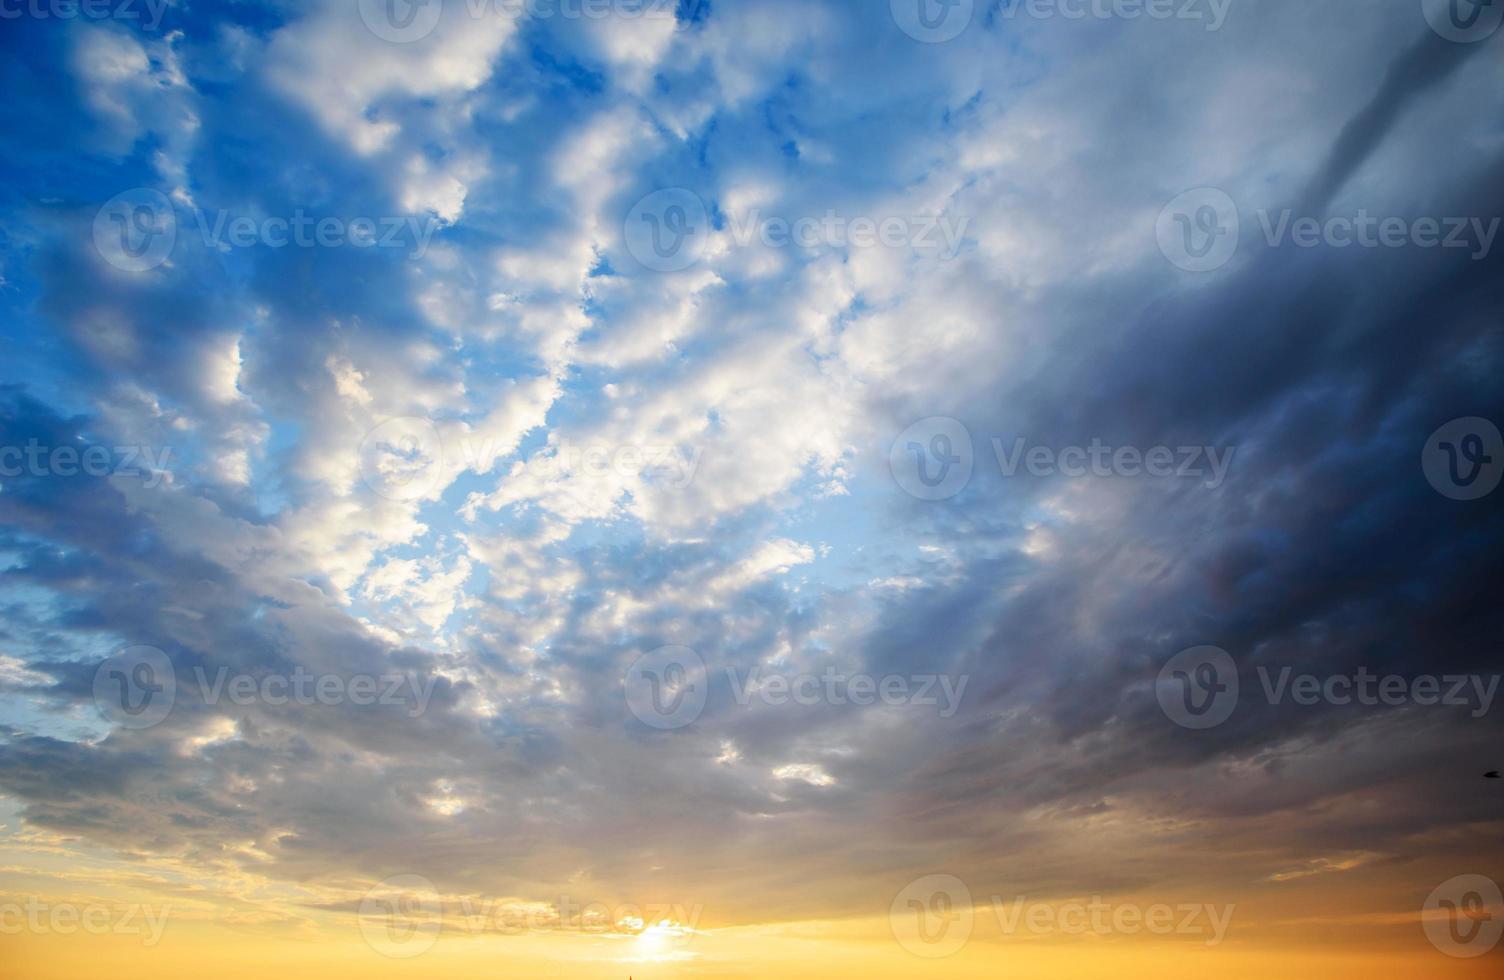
[1,0,1503,956]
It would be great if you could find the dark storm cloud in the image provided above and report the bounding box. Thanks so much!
[1299,28,1492,214]
[843,25,1504,899]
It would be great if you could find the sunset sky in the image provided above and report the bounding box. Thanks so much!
[1,0,1502,976]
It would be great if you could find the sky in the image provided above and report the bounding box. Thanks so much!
[1,0,1503,976]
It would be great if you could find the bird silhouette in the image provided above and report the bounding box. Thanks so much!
[1486,771,1501,779]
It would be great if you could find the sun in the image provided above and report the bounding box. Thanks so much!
[630,920,687,961]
